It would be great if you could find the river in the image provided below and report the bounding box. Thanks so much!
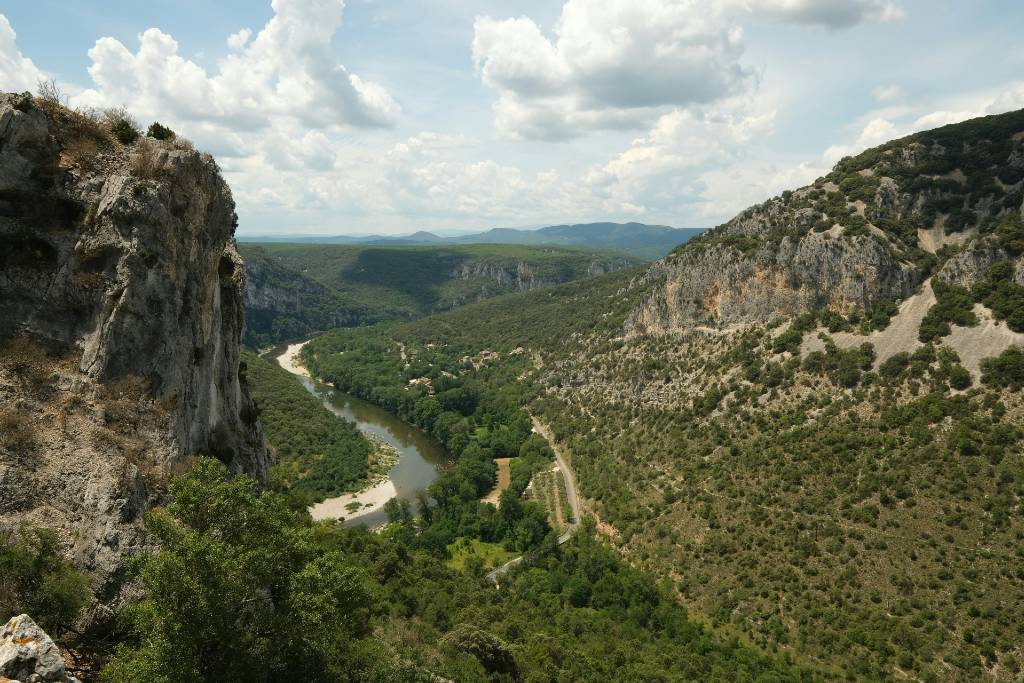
[275,343,449,528]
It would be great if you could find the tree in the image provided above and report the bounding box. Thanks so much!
[101,459,380,683]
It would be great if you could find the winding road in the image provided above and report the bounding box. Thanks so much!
[486,417,580,584]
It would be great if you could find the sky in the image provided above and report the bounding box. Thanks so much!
[2,0,1023,237]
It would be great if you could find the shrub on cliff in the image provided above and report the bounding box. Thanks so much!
[146,122,175,141]
[981,346,1024,390]
[104,108,140,145]
[0,526,91,637]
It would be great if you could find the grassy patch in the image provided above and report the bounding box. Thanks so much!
[446,537,517,572]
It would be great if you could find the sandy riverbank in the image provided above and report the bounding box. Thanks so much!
[308,479,398,523]
[275,340,400,525]
[277,341,311,378]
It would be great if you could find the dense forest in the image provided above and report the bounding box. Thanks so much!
[96,459,813,682]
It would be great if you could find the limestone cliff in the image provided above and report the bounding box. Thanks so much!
[242,246,363,346]
[448,255,637,296]
[0,93,268,603]
[628,109,1024,335]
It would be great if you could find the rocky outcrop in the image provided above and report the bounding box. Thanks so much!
[0,93,265,475]
[0,93,268,604]
[628,229,918,334]
[450,256,636,294]
[0,615,79,683]
[934,235,1023,287]
[626,109,1024,335]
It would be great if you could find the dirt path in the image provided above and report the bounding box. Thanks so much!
[550,474,565,529]
[530,417,580,533]
[487,418,581,584]
[482,458,513,506]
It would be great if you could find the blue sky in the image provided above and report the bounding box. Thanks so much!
[2,0,1023,236]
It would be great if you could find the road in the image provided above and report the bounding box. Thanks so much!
[486,417,580,584]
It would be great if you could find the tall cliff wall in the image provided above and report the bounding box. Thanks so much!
[0,93,268,601]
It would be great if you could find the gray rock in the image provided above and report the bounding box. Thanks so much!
[628,226,918,335]
[0,615,79,683]
[0,92,268,608]
[934,236,1010,288]
[0,92,266,478]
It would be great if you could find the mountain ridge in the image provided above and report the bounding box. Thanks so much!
[240,221,704,260]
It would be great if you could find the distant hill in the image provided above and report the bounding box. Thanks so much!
[240,222,704,260]
[239,242,643,346]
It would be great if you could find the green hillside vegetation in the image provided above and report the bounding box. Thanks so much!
[101,459,813,682]
[241,350,371,502]
[287,110,1024,680]
[300,270,1024,680]
[240,243,643,347]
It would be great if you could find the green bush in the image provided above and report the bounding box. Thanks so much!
[980,346,1024,390]
[919,282,978,342]
[0,526,91,636]
[110,118,140,144]
[146,122,176,141]
[972,261,1024,332]
[101,460,381,683]
[880,352,910,380]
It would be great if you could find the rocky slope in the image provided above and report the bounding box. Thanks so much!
[628,109,1024,334]
[0,93,268,604]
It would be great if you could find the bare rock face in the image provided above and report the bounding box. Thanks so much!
[0,93,266,475]
[628,229,918,334]
[934,235,1018,288]
[0,93,267,603]
[0,615,80,683]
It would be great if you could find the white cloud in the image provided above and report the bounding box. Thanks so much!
[72,0,398,130]
[822,117,900,164]
[697,160,825,218]
[473,0,755,140]
[381,133,587,220]
[581,98,778,218]
[985,82,1024,116]
[227,28,252,50]
[736,0,904,29]
[873,84,904,104]
[0,14,46,92]
[472,0,906,141]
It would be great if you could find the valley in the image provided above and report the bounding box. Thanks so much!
[272,342,448,527]
[240,242,643,347]
[3,59,1024,682]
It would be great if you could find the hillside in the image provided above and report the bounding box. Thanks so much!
[240,242,642,346]
[240,222,703,260]
[298,109,1024,681]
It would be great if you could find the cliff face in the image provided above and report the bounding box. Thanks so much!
[449,255,637,293]
[628,224,919,334]
[628,109,1024,335]
[242,247,362,347]
[0,93,267,600]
